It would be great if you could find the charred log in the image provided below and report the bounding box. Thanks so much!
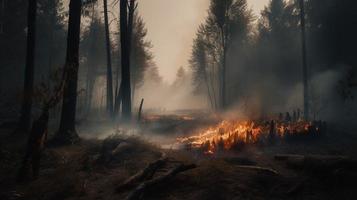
[116,156,168,192]
[125,163,197,200]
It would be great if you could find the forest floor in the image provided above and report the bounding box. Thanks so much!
[1,112,357,200]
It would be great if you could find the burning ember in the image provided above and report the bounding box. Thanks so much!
[177,119,326,154]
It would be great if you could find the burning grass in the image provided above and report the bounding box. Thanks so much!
[177,119,326,154]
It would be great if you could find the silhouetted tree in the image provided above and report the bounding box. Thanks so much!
[299,0,309,120]
[190,28,214,109]
[172,66,187,88]
[19,0,38,131]
[191,0,252,110]
[207,0,251,109]
[56,0,82,144]
[118,0,137,120]
[103,0,113,117]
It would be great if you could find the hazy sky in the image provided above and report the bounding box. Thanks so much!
[139,0,269,83]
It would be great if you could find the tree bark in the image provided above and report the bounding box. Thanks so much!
[57,0,82,144]
[19,0,37,131]
[103,0,114,118]
[120,0,132,120]
[299,0,309,120]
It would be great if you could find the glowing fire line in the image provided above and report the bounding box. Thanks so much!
[177,120,320,154]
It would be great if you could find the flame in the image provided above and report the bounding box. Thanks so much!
[177,119,321,154]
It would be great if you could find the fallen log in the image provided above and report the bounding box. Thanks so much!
[126,164,197,200]
[117,157,168,192]
[235,165,279,176]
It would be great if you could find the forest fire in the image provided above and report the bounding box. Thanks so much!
[177,119,326,154]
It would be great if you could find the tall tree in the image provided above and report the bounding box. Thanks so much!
[57,0,82,144]
[103,0,114,117]
[299,0,309,120]
[208,0,250,109]
[190,28,214,109]
[119,0,136,120]
[19,0,38,131]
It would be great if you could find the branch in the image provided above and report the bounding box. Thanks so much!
[126,164,197,200]
[116,157,168,192]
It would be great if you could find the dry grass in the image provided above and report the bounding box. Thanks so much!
[1,126,357,200]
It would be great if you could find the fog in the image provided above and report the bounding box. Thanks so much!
[139,0,269,83]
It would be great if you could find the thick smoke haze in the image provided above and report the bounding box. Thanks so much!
[139,0,269,83]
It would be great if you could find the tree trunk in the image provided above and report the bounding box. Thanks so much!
[299,0,309,120]
[120,0,131,121]
[137,98,144,122]
[47,0,55,86]
[57,0,82,144]
[103,0,114,118]
[120,0,136,121]
[19,0,37,131]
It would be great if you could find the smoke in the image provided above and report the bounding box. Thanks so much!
[135,68,206,112]
[225,60,355,124]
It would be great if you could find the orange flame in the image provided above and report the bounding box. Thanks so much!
[177,119,318,154]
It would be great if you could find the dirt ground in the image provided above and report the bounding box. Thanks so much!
[1,114,357,200]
